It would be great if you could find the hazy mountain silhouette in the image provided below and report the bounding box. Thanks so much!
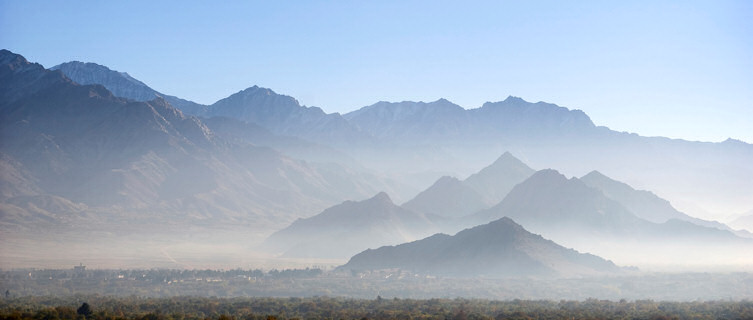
[47,56,753,218]
[343,96,753,220]
[580,170,749,237]
[340,217,621,278]
[401,176,487,218]
[729,210,753,233]
[51,61,207,115]
[264,192,438,259]
[3,49,752,269]
[463,152,536,205]
[474,170,743,240]
[402,152,534,218]
[0,50,394,232]
[471,170,647,236]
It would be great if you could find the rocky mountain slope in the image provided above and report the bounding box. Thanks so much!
[51,61,207,115]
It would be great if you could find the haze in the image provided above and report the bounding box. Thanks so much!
[1,1,753,303]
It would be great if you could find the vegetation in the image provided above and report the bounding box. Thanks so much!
[2,268,752,301]
[1,295,752,320]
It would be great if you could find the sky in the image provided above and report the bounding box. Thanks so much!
[1,1,751,143]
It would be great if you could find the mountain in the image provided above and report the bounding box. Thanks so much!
[729,211,753,233]
[0,50,393,232]
[401,176,487,218]
[343,96,594,141]
[201,116,357,165]
[49,57,753,220]
[463,152,536,205]
[580,170,689,224]
[470,97,595,136]
[343,99,470,141]
[402,152,534,218]
[264,192,438,259]
[580,170,748,237]
[51,61,207,115]
[468,169,750,265]
[343,96,753,221]
[471,170,647,236]
[206,86,368,145]
[340,217,621,278]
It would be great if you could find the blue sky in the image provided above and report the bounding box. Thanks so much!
[2,1,751,143]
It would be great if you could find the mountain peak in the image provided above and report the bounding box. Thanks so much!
[503,95,527,104]
[0,49,29,66]
[369,191,393,204]
[468,152,534,182]
[526,169,570,185]
[50,61,158,102]
[491,151,524,167]
[461,152,536,206]
[581,170,609,181]
[341,214,621,278]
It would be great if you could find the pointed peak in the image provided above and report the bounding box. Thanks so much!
[368,192,393,204]
[486,151,530,170]
[503,95,527,104]
[488,216,525,230]
[582,170,609,180]
[432,98,457,105]
[1,49,34,68]
[240,85,270,94]
[495,151,518,162]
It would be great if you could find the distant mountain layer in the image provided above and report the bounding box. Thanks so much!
[344,96,595,142]
[205,86,368,144]
[580,170,748,237]
[730,212,753,233]
[468,169,747,260]
[264,192,438,259]
[340,217,621,278]
[402,152,534,217]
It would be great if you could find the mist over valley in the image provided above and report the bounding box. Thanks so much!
[1,48,752,304]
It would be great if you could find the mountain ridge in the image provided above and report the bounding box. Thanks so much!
[264,191,439,259]
[340,217,621,278]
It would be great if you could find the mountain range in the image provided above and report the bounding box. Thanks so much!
[403,152,535,218]
[263,151,750,272]
[2,49,752,271]
[264,192,438,259]
[0,50,397,234]
[49,57,753,220]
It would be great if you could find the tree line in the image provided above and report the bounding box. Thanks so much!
[1,296,753,320]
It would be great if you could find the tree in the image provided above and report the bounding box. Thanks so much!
[77,302,92,319]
